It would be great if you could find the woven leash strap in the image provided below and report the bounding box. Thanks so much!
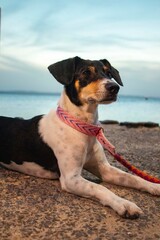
[97,129,160,184]
[57,106,160,184]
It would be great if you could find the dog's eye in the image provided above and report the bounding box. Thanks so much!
[107,71,112,79]
[102,68,108,77]
[83,69,91,75]
[102,68,106,73]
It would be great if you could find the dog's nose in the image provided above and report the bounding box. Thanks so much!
[105,82,120,94]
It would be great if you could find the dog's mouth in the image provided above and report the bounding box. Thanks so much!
[87,94,118,104]
[99,94,118,103]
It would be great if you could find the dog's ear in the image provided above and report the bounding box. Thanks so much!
[100,59,123,86]
[48,56,81,85]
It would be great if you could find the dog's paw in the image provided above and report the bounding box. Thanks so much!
[147,183,160,196]
[116,199,143,219]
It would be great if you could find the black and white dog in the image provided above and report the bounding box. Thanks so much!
[0,57,160,219]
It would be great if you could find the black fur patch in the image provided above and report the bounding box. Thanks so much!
[65,83,82,106]
[0,116,60,175]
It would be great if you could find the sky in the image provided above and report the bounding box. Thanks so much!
[0,0,160,97]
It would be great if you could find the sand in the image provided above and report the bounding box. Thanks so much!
[0,124,160,240]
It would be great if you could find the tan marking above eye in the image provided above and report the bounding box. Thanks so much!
[88,66,96,73]
[75,80,80,91]
[103,66,109,71]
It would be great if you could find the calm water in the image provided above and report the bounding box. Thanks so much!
[0,92,160,124]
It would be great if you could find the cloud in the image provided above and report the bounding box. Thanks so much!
[1,0,160,97]
[119,61,160,97]
[2,0,160,65]
[0,55,62,93]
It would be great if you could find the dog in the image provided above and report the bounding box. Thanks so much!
[0,56,160,219]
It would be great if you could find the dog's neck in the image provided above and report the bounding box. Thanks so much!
[58,90,98,125]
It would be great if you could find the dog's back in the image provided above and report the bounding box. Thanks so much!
[0,115,42,161]
[0,115,59,178]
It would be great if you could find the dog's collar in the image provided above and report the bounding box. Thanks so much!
[56,105,160,184]
[56,105,115,155]
[57,106,102,136]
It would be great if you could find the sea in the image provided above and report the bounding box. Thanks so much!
[0,92,160,124]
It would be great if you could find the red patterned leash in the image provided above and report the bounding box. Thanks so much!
[56,106,160,184]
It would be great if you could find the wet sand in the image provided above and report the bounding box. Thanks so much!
[0,124,160,240]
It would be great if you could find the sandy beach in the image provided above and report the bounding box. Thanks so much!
[0,124,160,240]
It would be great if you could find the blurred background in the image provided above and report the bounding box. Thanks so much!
[0,0,160,122]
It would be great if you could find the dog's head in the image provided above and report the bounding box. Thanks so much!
[48,56,123,106]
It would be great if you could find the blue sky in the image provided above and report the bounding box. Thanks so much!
[0,0,160,97]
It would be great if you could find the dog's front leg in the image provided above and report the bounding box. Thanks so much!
[57,151,142,219]
[60,169,143,218]
[85,142,160,196]
[100,165,160,195]
[101,166,160,196]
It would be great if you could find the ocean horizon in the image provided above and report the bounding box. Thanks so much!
[0,91,160,124]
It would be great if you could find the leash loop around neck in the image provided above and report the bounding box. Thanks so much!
[56,106,160,184]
